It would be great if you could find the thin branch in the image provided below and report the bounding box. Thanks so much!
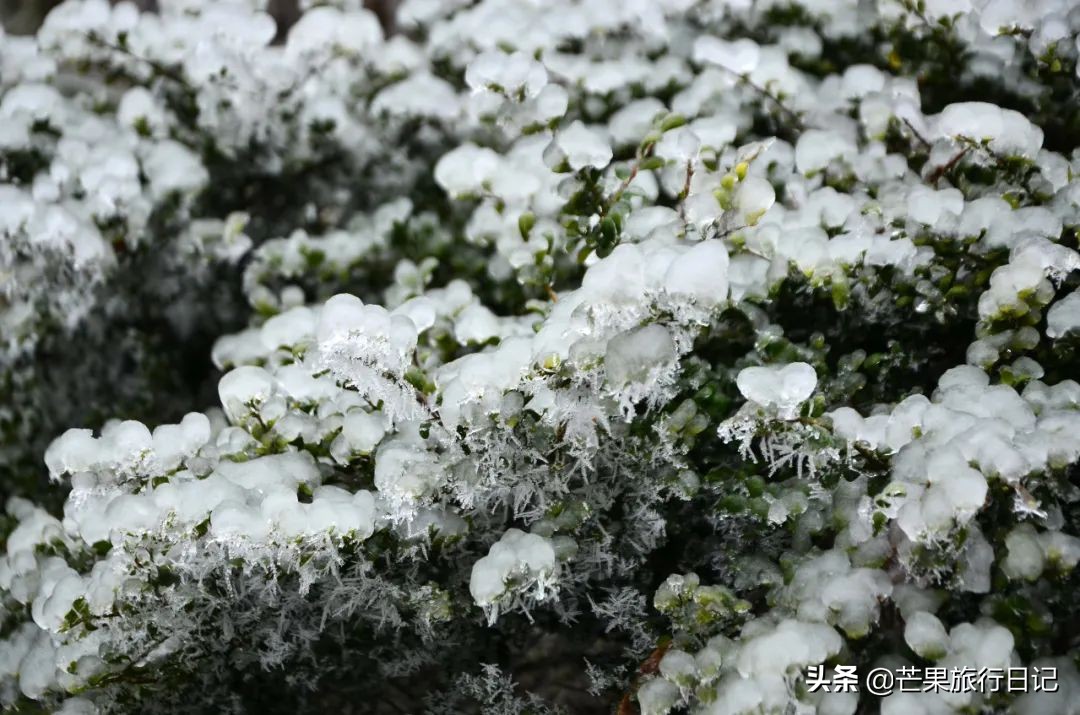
[901,116,932,149]
[927,145,970,185]
[712,66,806,132]
[617,641,672,715]
[603,141,654,216]
[84,32,189,88]
[605,163,638,213]
[677,159,695,223]
[713,222,750,240]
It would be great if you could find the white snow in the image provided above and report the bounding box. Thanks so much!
[736,362,818,418]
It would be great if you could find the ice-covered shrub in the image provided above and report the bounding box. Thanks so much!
[2,0,1080,713]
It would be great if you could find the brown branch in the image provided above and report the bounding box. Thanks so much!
[364,0,399,35]
[84,32,189,88]
[604,140,654,216]
[744,76,805,131]
[677,160,695,223]
[713,222,750,240]
[605,163,639,215]
[617,641,672,715]
[926,145,970,186]
[709,66,806,132]
[901,117,932,149]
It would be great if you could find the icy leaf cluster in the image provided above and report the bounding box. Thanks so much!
[2,0,1080,712]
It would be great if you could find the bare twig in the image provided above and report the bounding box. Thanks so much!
[901,116,932,149]
[604,140,654,216]
[927,145,971,185]
[84,32,189,88]
[604,163,639,214]
[677,160,695,222]
[711,66,806,132]
[617,641,672,715]
[713,222,750,240]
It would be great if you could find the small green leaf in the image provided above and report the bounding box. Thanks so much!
[660,113,687,131]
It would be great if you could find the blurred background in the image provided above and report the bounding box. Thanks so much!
[1,0,396,37]
[1,0,66,34]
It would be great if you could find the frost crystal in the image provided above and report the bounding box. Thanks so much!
[736,363,818,419]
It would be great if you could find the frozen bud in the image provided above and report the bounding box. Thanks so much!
[151,413,211,469]
[795,130,857,174]
[695,645,724,682]
[736,362,818,418]
[637,677,680,715]
[904,611,949,660]
[734,176,775,226]
[1040,530,1080,572]
[260,306,316,351]
[454,304,500,344]
[663,239,730,307]
[374,440,448,508]
[466,51,547,99]
[533,84,569,122]
[655,127,702,163]
[143,140,209,200]
[658,649,698,686]
[546,121,612,171]
[1002,524,1045,581]
[316,293,367,343]
[210,504,271,541]
[605,324,677,387]
[286,6,382,59]
[469,529,556,610]
[1047,291,1080,339]
[906,185,963,226]
[693,36,760,74]
[218,366,276,422]
[117,87,166,136]
[393,297,437,333]
[434,143,501,197]
[735,619,843,677]
[933,102,1043,158]
[44,429,101,479]
[341,411,387,454]
[55,698,98,715]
